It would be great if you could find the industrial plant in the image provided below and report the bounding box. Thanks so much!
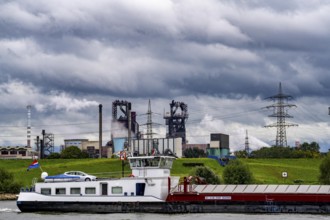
[0,99,231,160]
[0,83,301,160]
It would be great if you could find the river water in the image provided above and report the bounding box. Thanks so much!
[1,201,329,220]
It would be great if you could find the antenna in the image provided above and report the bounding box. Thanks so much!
[264,82,298,147]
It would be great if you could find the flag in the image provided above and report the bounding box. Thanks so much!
[27,159,39,171]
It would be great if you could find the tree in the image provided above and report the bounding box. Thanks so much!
[300,142,320,153]
[183,147,206,158]
[47,152,61,159]
[310,142,320,153]
[0,168,22,193]
[189,166,220,184]
[300,142,310,151]
[319,154,330,184]
[222,160,254,184]
[60,146,89,159]
[234,150,248,158]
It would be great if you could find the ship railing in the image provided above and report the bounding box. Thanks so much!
[20,186,35,192]
[93,171,132,179]
[170,183,196,193]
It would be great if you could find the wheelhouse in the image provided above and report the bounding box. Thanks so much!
[128,156,175,178]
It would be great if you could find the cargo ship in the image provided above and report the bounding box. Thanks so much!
[17,155,330,214]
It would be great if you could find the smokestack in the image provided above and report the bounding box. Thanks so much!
[36,136,39,159]
[40,139,44,159]
[99,104,103,158]
[128,103,131,153]
[26,105,32,147]
[41,130,45,159]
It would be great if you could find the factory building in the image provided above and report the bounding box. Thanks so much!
[64,139,112,158]
[182,144,208,153]
[207,133,230,158]
[0,146,35,159]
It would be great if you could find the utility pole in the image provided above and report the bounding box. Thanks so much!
[264,82,298,147]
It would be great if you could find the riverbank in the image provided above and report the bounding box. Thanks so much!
[0,158,322,186]
[0,194,17,200]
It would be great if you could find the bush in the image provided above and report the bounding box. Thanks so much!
[61,146,89,159]
[189,166,220,184]
[0,168,22,193]
[183,147,206,158]
[222,160,254,184]
[319,154,330,184]
[47,152,61,159]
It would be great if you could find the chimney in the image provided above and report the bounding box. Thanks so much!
[99,104,103,158]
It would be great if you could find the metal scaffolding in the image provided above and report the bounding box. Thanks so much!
[164,100,188,144]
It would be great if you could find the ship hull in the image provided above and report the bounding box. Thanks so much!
[17,200,330,214]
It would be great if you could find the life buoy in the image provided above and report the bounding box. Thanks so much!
[129,174,135,177]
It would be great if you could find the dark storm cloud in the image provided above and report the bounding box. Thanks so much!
[1,0,330,150]
[1,0,329,100]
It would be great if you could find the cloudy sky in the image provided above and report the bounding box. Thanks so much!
[1,0,330,152]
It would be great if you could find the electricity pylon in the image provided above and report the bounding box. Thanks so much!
[264,82,298,147]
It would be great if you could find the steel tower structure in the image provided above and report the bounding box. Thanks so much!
[112,100,139,136]
[164,100,188,144]
[245,130,250,157]
[139,99,161,153]
[40,129,54,158]
[264,83,298,147]
[146,99,153,140]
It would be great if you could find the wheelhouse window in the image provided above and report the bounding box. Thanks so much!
[129,157,174,169]
[41,188,51,195]
[70,188,81,195]
[130,159,144,167]
[130,159,137,167]
[150,157,160,167]
[55,188,66,195]
[85,187,96,194]
[159,158,174,169]
[111,186,123,194]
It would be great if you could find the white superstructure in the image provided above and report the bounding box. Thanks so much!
[17,156,180,207]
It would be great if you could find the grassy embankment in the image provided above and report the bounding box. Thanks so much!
[0,158,322,187]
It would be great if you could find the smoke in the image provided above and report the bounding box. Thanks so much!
[35,91,99,112]
[111,121,129,138]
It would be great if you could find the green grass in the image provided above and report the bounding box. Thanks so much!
[172,158,224,177]
[0,159,132,187]
[241,158,321,184]
[0,158,323,187]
